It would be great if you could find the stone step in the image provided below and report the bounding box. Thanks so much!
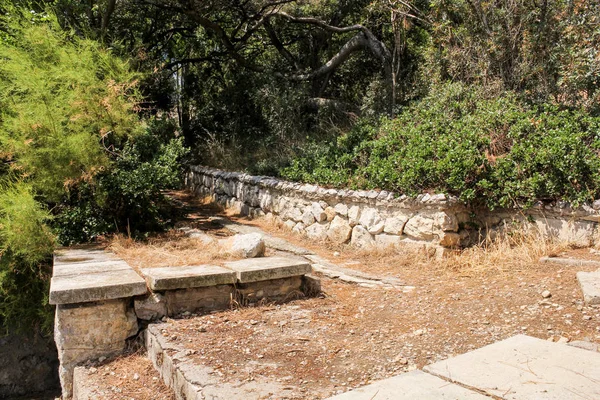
[49,248,147,305]
[224,256,311,283]
[577,270,600,305]
[145,324,300,400]
[423,334,600,399]
[140,265,236,291]
[325,370,490,399]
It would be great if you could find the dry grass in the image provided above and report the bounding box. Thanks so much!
[107,231,235,270]
[241,213,572,278]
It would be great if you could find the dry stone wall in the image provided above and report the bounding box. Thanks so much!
[186,166,600,251]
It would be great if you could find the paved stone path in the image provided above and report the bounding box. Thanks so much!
[328,335,600,400]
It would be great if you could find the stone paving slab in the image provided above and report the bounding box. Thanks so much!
[54,248,121,264]
[53,260,131,277]
[539,256,600,268]
[50,249,147,305]
[424,334,600,399]
[50,269,147,305]
[140,265,236,291]
[577,270,600,305]
[224,256,311,283]
[326,370,490,400]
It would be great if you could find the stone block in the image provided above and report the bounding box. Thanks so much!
[334,203,348,217]
[224,256,311,283]
[403,214,436,240]
[348,206,360,226]
[55,299,138,398]
[301,208,316,226]
[165,285,233,315]
[577,270,600,305]
[383,216,407,235]
[49,268,147,305]
[424,334,600,400]
[311,202,327,222]
[374,234,402,249]
[220,233,265,258]
[306,222,330,241]
[359,207,385,234]
[327,216,352,244]
[236,276,303,305]
[326,370,489,399]
[134,293,167,320]
[351,225,375,248]
[140,265,236,291]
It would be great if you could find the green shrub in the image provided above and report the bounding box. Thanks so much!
[281,83,600,208]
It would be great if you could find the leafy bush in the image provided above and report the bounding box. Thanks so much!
[0,6,186,334]
[281,83,600,208]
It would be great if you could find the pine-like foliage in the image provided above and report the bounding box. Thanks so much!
[0,4,142,334]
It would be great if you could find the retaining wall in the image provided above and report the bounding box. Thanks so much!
[186,166,600,252]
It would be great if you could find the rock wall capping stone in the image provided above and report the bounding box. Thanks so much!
[186,166,600,250]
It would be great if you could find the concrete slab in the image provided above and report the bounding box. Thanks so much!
[224,256,311,283]
[424,334,600,399]
[325,370,490,400]
[53,260,131,277]
[577,270,600,305]
[140,265,236,291]
[50,268,147,305]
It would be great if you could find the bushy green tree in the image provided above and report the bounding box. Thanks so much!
[0,5,186,334]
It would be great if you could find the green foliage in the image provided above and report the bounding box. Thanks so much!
[282,83,600,208]
[0,6,186,334]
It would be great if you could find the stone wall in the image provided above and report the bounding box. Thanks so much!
[0,331,59,398]
[186,166,600,251]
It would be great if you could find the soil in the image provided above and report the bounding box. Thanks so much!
[94,190,600,399]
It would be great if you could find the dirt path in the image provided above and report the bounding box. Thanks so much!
[98,190,600,399]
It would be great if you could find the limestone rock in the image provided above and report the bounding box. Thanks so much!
[438,232,461,247]
[311,202,327,222]
[351,225,375,248]
[324,206,336,221]
[306,222,330,241]
[404,214,436,240]
[134,293,167,321]
[384,216,408,235]
[55,299,138,398]
[334,203,348,217]
[327,216,353,244]
[375,234,402,249]
[292,222,306,234]
[359,208,385,234]
[434,212,459,232]
[348,206,361,226]
[283,220,296,231]
[222,233,265,258]
[301,208,316,226]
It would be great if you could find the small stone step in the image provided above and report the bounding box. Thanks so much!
[224,256,311,283]
[577,270,600,305]
[140,265,236,291]
[50,249,147,305]
[540,256,600,268]
[424,334,600,399]
[325,370,489,399]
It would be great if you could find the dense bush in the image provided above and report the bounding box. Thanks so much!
[282,83,600,208]
[0,7,186,334]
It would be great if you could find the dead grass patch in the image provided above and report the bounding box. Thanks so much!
[108,231,236,270]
